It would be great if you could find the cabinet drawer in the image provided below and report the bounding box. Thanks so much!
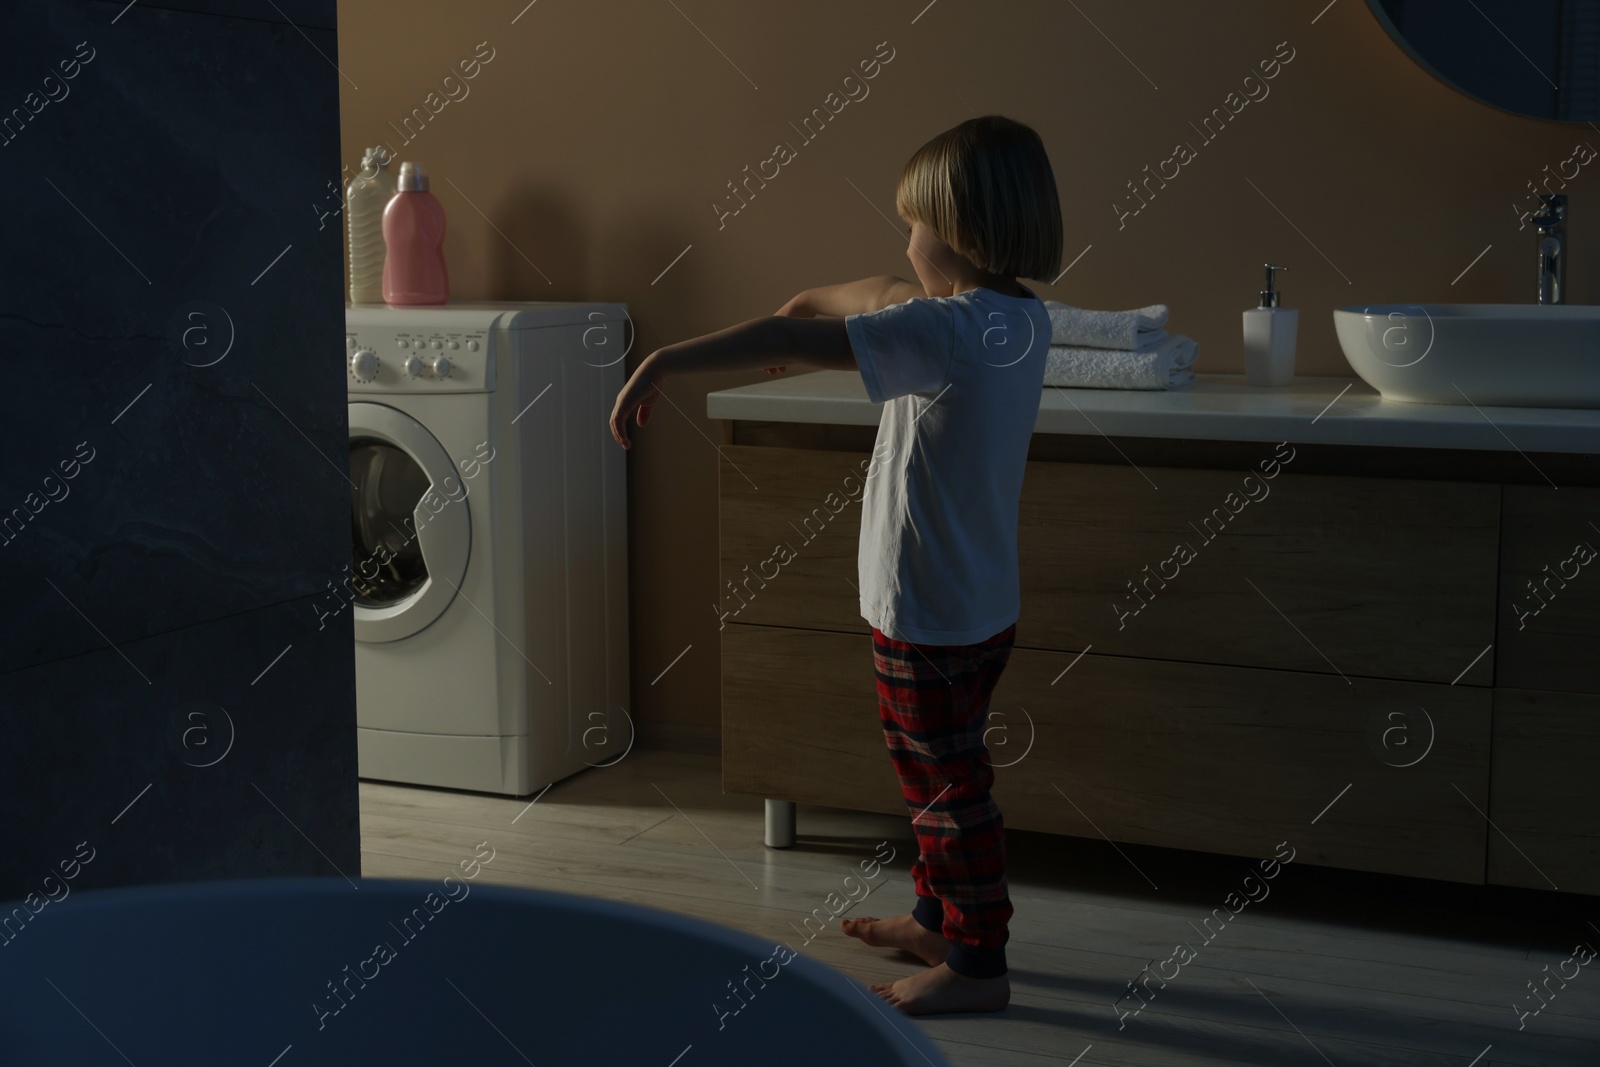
[723,622,1491,883]
[1496,485,1600,694]
[1488,688,1600,894]
[718,445,1500,685]
[1017,456,1498,685]
[716,445,871,633]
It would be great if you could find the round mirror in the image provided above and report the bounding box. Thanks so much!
[1367,0,1599,122]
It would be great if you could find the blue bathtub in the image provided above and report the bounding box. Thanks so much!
[0,876,950,1066]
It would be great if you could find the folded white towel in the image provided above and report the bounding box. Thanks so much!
[1042,334,1199,390]
[1043,300,1170,351]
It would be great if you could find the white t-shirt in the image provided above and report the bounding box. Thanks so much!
[845,285,1049,645]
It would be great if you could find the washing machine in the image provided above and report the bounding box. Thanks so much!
[344,301,630,796]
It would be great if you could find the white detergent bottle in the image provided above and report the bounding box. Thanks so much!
[346,146,398,304]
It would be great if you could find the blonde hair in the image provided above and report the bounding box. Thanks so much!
[894,115,1063,281]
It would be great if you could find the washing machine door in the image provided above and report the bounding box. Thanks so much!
[348,402,471,643]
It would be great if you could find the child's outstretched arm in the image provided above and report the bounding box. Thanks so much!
[608,315,856,450]
[779,275,923,318]
[765,276,922,375]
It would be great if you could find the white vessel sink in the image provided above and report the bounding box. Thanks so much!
[1333,304,1600,408]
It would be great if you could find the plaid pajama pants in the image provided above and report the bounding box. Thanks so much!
[871,621,1017,979]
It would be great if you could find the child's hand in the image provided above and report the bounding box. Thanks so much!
[609,355,661,450]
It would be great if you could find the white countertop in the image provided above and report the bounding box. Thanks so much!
[705,371,1600,454]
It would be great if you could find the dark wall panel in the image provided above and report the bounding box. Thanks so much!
[1,0,356,898]
[1,593,358,897]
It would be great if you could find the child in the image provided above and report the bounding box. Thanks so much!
[609,115,1062,1017]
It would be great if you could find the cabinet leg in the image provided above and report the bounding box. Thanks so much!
[764,799,796,849]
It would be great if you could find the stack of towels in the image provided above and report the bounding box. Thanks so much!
[1040,301,1199,390]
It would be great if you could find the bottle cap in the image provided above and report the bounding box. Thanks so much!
[397,161,429,192]
[1259,263,1287,308]
[360,145,392,174]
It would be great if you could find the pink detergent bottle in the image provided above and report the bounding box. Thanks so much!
[382,161,449,305]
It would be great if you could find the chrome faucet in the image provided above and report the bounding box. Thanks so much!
[1532,193,1566,305]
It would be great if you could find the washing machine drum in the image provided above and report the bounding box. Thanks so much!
[348,402,471,643]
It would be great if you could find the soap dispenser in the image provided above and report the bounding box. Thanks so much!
[1243,262,1297,386]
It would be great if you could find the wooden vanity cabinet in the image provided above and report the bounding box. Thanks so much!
[717,434,1600,892]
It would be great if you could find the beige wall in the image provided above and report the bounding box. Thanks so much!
[336,0,1590,748]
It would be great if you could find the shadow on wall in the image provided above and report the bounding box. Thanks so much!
[482,180,586,298]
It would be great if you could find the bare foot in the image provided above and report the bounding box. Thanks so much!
[839,914,950,966]
[870,963,1010,1015]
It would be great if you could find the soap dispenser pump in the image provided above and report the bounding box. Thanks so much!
[1243,262,1297,387]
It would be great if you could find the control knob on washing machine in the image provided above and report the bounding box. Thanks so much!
[429,355,452,378]
[402,355,424,379]
[349,349,378,382]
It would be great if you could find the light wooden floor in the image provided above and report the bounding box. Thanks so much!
[359,748,1600,1066]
